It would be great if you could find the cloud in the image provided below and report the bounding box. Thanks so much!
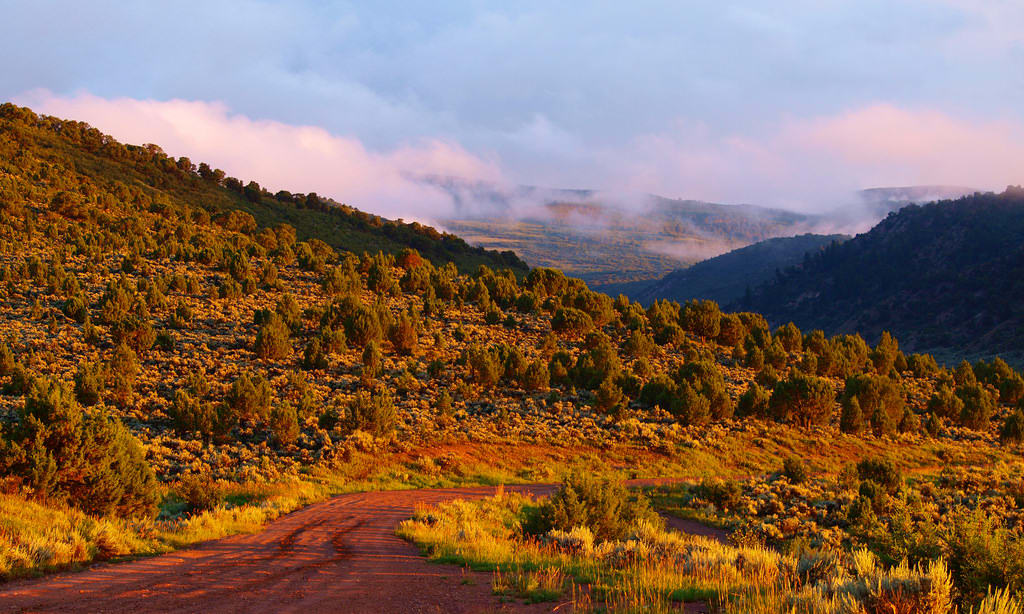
[2,2,1022,219]
[17,90,503,222]
[17,91,1024,225]
[596,104,1024,211]
[789,104,1024,189]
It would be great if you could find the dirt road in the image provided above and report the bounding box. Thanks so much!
[1,482,723,613]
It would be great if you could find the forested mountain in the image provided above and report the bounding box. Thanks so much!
[0,104,526,275]
[595,233,848,306]
[739,188,1024,361]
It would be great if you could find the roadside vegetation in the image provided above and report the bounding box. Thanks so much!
[402,473,1024,613]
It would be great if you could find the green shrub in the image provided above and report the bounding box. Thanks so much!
[907,353,940,378]
[275,293,303,331]
[927,386,964,420]
[323,263,361,295]
[4,362,35,395]
[226,371,273,421]
[347,389,396,437]
[520,359,550,392]
[169,301,193,329]
[436,390,454,418]
[838,396,865,435]
[515,291,538,313]
[62,295,89,323]
[856,456,902,493]
[177,473,220,513]
[675,360,734,420]
[744,345,765,371]
[1000,408,1024,445]
[697,478,743,513]
[945,510,1024,607]
[999,374,1024,405]
[387,312,418,355]
[551,307,593,337]
[639,374,678,412]
[782,456,810,484]
[774,322,803,353]
[531,471,658,541]
[594,378,624,414]
[73,361,105,406]
[869,331,900,375]
[769,372,834,427]
[717,313,746,347]
[155,329,175,351]
[361,341,383,381]
[0,340,14,376]
[106,343,139,404]
[840,374,906,436]
[957,383,997,430]
[736,382,770,418]
[622,329,655,358]
[268,401,300,447]
[169,390,228,442]
[467,345,502,388]
[655,322,687,347]
[681,299,721,342]
[0,378,158,518]
[319,327,347,355]
[672,382,712,426]
[254,312,291,360]
[345,304,382,348]
[302,338,328,370]
[108,301,157,353]
[954,360,978,386]
[570,334,622,390]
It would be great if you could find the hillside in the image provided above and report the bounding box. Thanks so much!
[0,104,526,275]
[595,233,849,306]
[439,182,821,285]
[1,104,1023,612]
[739,188,1024,361]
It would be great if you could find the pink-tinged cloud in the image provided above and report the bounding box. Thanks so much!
[788,104,1024,186]
[16,90,504,222]
[15,91,1024,219]
[606,104,1024,211]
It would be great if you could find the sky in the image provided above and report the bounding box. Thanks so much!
[2,1,1023,220]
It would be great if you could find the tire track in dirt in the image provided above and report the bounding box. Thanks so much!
[0,481,719,613]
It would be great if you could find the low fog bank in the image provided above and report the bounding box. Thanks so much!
[421,175,976,244]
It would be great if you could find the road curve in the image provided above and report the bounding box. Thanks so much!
[1,482,723,614]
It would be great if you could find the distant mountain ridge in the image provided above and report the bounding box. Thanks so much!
[738,187,1024,362]
[432,177,823,285]
[597,233,849,306]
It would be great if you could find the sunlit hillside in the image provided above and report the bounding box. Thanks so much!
[1,104,1023,612]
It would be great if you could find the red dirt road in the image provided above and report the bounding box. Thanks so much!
[1,483,721,613]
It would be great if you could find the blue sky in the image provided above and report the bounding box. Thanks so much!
[2,1,1022,218]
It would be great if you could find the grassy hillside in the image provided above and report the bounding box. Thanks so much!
[739,189,1024,364]
[596,233,849,306]
[0,104,1023,611]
